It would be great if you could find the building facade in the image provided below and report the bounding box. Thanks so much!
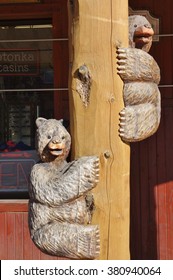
[0,0,173,260]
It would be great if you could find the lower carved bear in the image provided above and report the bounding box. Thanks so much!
[28,117,100,259]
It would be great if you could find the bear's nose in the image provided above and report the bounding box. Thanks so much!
[52,139,61,144]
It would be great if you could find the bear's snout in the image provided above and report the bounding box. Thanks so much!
[48,141,65,150]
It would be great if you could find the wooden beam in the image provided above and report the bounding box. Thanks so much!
[68,0,130,260]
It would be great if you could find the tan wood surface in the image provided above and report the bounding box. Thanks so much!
[68,0,130,259]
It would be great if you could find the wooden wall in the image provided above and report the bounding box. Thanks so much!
[129,0,173,259]
[0,201,65,259]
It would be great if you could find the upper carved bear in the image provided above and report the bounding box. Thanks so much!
[117,15,161,142]
[29,117,100,259]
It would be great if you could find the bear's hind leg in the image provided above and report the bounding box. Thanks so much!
[119,103,160,142]
[32,222,100,259]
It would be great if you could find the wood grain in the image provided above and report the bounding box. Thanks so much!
[68,0,130,260]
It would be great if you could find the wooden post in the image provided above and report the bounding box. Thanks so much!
[68,0,130,260]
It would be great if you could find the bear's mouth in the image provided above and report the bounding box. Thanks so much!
[134,34,151,44]
[48,142,65,157]
[49,148,64,156]
[133,27,154,49]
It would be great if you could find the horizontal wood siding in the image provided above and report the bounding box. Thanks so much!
[129,0,173,259]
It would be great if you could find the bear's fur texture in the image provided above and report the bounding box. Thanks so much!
[117,15,161,142]
[28,118,100,259]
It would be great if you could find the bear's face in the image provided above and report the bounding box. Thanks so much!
[36,117,71,163]
[129,15,154,52]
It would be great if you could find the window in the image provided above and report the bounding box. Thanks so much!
[0,19,55,198]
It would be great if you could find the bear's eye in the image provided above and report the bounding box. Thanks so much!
[62,136,65,140]
[134,24,137,28]
[47,135,52,139]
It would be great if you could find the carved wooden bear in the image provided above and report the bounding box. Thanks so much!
[28,117,100,259]
[117,15,161,142]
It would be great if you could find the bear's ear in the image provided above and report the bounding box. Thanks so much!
[58,119,64,126]
[36,117,47,128]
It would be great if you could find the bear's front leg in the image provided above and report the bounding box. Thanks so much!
[117,47,159,83]
[76,156,99,194]
[30,156,99,206]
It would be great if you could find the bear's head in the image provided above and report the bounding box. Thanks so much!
[129,15,154,52]
[35,117,71,163]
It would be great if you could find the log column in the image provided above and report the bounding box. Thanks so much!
[68,0,130,260]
